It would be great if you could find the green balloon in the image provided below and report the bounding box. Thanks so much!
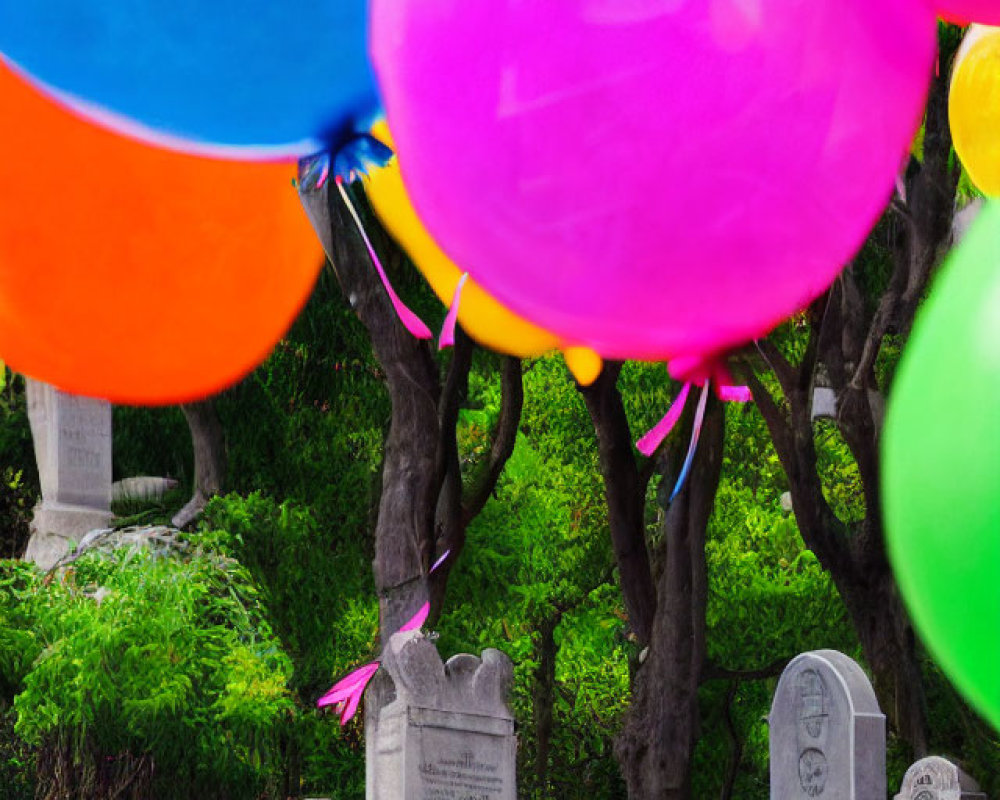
[883,201,1000,729]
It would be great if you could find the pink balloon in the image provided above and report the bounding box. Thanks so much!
[371,0,936,362]
[937,3,1000,24]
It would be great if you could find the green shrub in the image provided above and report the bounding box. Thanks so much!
[198,493,377,797]
[4,545,294,799]
[0,371,38,560]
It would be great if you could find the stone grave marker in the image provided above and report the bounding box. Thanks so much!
[895,756,986,800]
[23,379,113,569]
[369,629,516,800]
[770,650,885,799]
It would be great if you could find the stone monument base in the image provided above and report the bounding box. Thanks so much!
[24,502,114,569]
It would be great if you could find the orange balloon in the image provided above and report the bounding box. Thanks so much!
[0,62,322,404]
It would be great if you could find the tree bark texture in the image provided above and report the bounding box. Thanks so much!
[297,179,523,638]
[171,399,227,529]
[579,363,657,646]
[533,612,560,797]
[615,396,725,799]
[299,179,441,637]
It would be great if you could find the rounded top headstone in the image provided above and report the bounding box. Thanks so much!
[771,650,882,723]
[769,650,885,800]
[894,756,984,800]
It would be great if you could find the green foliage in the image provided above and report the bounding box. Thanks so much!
[6,218,995,799]
[0,704,33,800]
[0,467,34,560]
[87,270,392,798]
[0,371,38,559]
[112,405,191,489]
[439,355,630,799]
[110,483,191,528]
[2,546,294,799]
[199,493,377,700]
[0,561,40,703]
[198,492,377,796]
[110,268,389,532]
[812,420,865,523]
[693,401,860,798]
[217,268,389,527]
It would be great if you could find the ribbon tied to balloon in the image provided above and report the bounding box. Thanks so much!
[361,120,604,385]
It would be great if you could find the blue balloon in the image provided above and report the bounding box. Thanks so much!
[0,0,376,159]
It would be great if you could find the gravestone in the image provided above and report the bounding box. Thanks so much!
[23,379,113,569]
[895,756,986,800]
[369,629,516,800]
[770,650,885,799]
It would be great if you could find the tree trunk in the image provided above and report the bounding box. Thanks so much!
[171,399,226,529]
[298,178,439,638]
[298,176,524,636]
[579,363,656,646]
[533,613,560,797]
[616,396,724,799]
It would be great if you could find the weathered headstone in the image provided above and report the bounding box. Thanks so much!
[770,650,885,799]
[895,756,986,800]
[23,379,113,569]
[368,630,516,800]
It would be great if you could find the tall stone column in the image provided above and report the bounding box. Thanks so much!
[23,379,113,569]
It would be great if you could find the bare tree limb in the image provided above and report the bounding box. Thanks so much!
[702,657,791,683]
[171,399,226,529]
[579,362,657,646]
[433,328,474,573]
[461,356,524,526]
[754,339,796,398]
[719,681,742,800]
[298,176,441,638]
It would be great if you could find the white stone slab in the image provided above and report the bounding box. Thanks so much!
[24,379,112,568]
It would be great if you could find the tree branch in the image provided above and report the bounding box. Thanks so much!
[719,681,742,800]
[702,657,791,683]
[754,339,796,399]
[171,399,226,529]
[579,362,657,646]
[430,328,473,604]
[461,356,524,526]
[737,363,792,468]
[298,176,441,638]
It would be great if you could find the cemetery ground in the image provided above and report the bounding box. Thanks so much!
[1,266,998,799]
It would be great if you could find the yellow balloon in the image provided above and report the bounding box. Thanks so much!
[951,26,1000,196]
[365,121,601,385]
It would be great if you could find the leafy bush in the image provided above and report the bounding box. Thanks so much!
[691,401,860,798]
[0,371,38,559]
[199,492,377,797]
[2,543,294,800]
[437,356,630,800]
[217,268,389,527]
[0,468,33,562]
